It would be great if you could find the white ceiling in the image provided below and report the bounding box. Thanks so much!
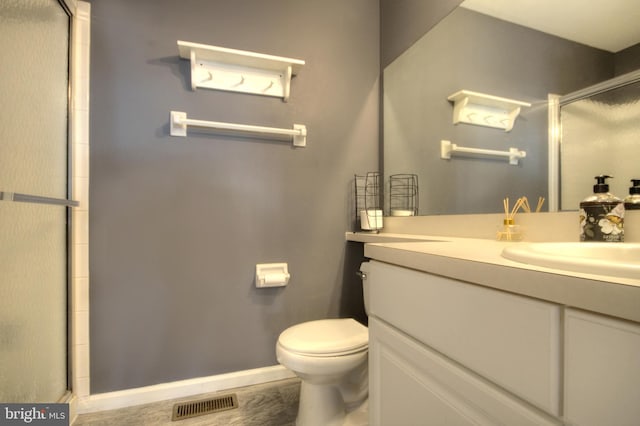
[460,0,640,53]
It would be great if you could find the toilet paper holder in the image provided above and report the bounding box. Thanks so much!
[255,263,290,288]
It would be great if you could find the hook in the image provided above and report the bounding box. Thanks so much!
[231,75,245,87]
[200,71,213,83]
[264,80,274,91]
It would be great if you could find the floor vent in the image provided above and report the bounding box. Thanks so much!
[172,394,239,421]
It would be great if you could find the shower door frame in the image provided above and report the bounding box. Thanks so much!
[52,0,91,408]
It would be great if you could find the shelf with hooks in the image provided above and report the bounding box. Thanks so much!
[440,140,526,165]
[169,111,307,147]
[177,41,305,102]
[447,90,531,132]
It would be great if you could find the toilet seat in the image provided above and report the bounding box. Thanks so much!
[278,318,368,357]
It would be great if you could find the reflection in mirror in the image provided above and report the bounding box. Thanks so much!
[560,77,640,210]
[383,2,640,216]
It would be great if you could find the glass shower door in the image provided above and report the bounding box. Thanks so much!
[0,0,72,402]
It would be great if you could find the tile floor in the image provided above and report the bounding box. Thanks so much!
[74,378,369,426]
[74,378,301,426]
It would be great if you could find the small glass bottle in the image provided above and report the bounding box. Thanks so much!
[497,218,523,241]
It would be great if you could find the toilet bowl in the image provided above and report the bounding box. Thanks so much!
[276,318,368,426]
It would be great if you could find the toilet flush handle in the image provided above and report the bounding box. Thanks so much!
[355,271,367,280]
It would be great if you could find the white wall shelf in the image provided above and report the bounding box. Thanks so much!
[177,41,305,102]
[448,90,531,132]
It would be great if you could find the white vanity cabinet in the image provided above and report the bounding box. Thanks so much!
[564,309,640,426]
[366,259,640,425]
[367,260,562,425]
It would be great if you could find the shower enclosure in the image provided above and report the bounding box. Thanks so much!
[0,0,74,402]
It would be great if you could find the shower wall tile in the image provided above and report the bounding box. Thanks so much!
[72,176,89,210]
[74,377,90,401]
[73,110,89,144]
[75,344,90,378]
[73,76,90,111]
[71,0,91,402]
[72,243,89,278]
[75,4,91,46]
[73,277,90,313]
[74,311,90,346]
[73,143,89,178]
[73,210,89,244]
[71,45,89,81]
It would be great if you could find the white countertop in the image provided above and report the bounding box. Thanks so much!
[347,232,640,323]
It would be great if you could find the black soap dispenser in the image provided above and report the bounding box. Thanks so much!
[579,175,624,242]
[624,179,640,210]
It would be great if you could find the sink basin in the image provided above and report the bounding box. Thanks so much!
[502,242,640,279]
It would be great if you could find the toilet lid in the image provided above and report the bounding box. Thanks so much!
[278,318,368,356]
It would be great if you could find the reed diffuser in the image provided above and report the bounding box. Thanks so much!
[497,197,526,241]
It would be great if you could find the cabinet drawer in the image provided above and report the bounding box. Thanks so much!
[369,318,561,426]
[368,261,561,415]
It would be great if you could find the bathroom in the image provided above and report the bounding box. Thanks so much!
[1,0,639,425]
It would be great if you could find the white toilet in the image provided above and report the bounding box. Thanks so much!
[276,264,370,426]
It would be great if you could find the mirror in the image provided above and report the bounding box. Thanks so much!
[383,0,640,216]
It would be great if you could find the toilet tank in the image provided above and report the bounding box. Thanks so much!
[359,262,370,315]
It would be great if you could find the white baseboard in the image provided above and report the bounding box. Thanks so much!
[61,391,78,425]
[77,365,295,414]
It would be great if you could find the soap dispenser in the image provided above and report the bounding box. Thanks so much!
[624,179,640,210]
[579,175,624,242]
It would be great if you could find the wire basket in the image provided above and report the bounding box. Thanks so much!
[354,172,382,230]
[389,174,418,216]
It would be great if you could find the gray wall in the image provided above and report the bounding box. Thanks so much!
[89,0,379,393]
[615,43,640,75]
[380,0,462,68]
[383,8,613,215]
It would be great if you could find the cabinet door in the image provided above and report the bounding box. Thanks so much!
[564,309,640,426]
[369,318,561,426]
[368,261,562,415]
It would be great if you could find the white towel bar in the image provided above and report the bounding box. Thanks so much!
[169,111,306,147]
[440,140,526,165]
